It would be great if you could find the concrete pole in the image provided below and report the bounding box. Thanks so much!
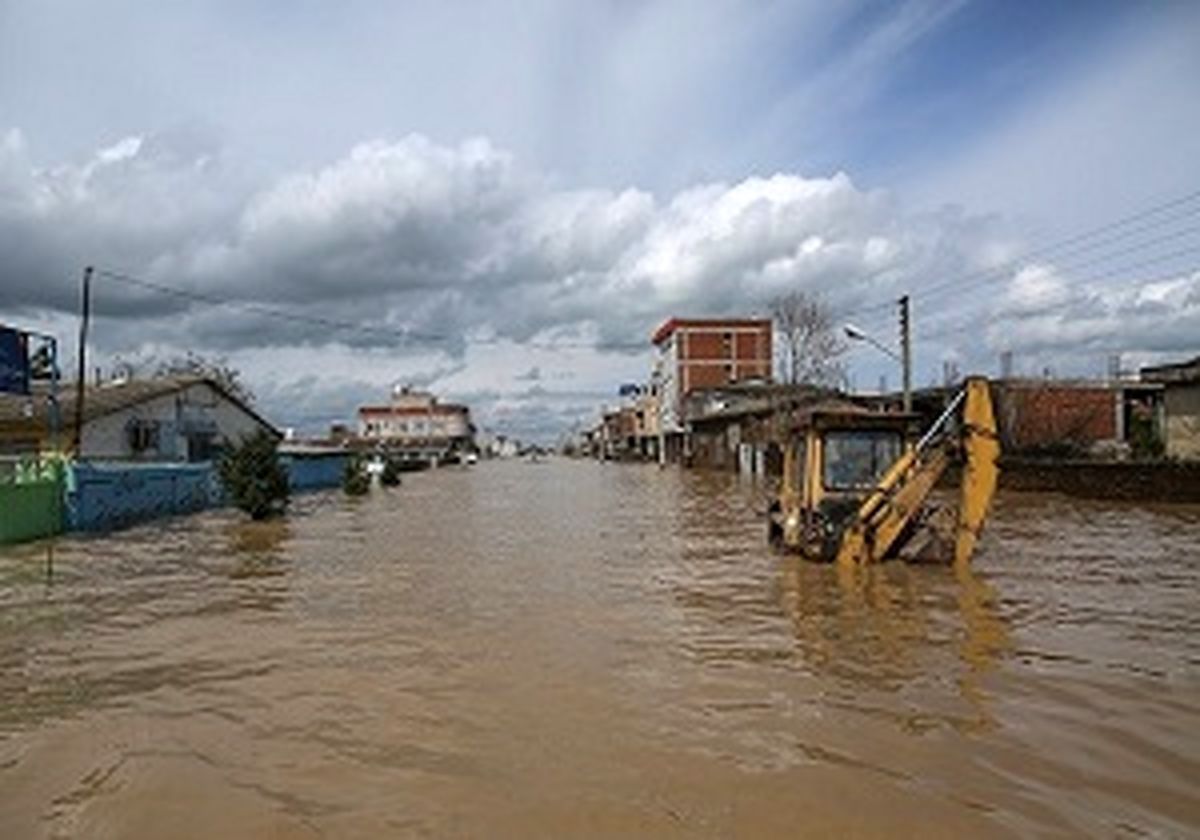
[899,294,912,414]
[73,266,93,455]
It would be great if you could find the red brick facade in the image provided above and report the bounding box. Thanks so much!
[654,318,772,394]
[997,384,1118,450]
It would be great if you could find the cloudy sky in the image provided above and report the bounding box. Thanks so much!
[1,0,1198,440]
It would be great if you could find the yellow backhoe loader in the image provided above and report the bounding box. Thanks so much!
[768,377,999,564]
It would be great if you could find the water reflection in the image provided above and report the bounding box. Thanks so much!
[952,559,1012,728]
[775,551,1011,732]
[225,518,291,578]
[221,517,293,619]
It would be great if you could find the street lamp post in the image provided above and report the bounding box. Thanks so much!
[845,298,913,413]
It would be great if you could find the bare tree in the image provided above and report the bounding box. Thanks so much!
[113,351,255,404]
[770,291,846,387]
[156,352,255,404]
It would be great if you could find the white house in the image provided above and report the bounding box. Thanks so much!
[0,375,279,460]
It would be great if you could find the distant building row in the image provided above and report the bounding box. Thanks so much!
[579,315,1200,468]
[586,316,773,461]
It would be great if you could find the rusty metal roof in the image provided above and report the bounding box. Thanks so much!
[0,376,279,441]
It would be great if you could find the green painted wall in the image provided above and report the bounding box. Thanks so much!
[0,468,64,545]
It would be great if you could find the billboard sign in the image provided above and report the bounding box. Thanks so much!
[29,337,59,382]
[0,326,30,395]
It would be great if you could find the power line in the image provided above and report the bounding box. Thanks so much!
[832,187,1200,332]
[925,223,1200,307]
[909,188,1200,306]
[92,268,650,353]
[92,186,1200,363]
[915,262,1200,344]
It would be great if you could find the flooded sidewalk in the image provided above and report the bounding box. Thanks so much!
[1,459,1198,837]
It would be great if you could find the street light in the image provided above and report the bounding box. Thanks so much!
[844,323,901,362]
[844,317,912,413]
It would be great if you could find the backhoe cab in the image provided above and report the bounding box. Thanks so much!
[768,377,999,565]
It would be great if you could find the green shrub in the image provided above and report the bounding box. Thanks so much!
[343,454,371,496]
[380,457,402,487]
[218,431,289,520]
[1129,412,1165,460]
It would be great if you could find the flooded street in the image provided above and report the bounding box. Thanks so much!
[1,459,1198,838]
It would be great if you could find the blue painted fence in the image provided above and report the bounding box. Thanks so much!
[60,451,348,535]
[65,461,222,533]
[281,451,349,492]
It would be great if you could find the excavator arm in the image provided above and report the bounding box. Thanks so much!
[836,378,999,565]
[954,377,1000,565]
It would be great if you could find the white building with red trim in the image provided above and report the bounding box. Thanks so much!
[357,386,474,452]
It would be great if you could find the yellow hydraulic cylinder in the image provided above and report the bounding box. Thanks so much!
[955,377,1000,566]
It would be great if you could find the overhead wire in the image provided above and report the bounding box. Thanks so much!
[908,188,1200,307]
[832,186,1200,352]
[915,262,1200,344]
[92,268,651,353]
[92,186,1200,366]
[917,246,1200,342]
[922,223,1200,309]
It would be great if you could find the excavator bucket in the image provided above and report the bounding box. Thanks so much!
[955,377,1000,565]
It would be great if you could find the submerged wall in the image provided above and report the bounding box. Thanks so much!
[998,458,1200,503]
[281,452,349,491]
[65,461,222,533]
[0,463,64,545]
[0,448,350,544]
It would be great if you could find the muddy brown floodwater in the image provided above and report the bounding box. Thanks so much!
[1,460,1198,838]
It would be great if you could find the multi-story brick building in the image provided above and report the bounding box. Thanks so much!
[651,317,773,436]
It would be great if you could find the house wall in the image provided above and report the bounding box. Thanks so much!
[1000,458,1200,502]
[653,334,681,432]
[689,412,780,474]
[653,320,772,433]
[358,408,471,443]
[1163,384,1200,460]
[80,382,269,461]
[676,324,772,393]
[995,384,1119,451]
[637,390,661,438]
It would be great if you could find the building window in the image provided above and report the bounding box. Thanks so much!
[187,433,220,462]
[127,419,160,454]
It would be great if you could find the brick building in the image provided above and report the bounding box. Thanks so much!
[991,379,1162,456]
[651,318,773,437]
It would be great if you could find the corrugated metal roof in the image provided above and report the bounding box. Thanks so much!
[1141,355,1200,384]
[0,376,279,440]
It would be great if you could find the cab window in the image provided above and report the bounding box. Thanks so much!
[787,437,807,492]
[823,431,901,490]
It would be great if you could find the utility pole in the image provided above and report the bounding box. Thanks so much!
[899,294,912,413]
[73,266,93,455]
